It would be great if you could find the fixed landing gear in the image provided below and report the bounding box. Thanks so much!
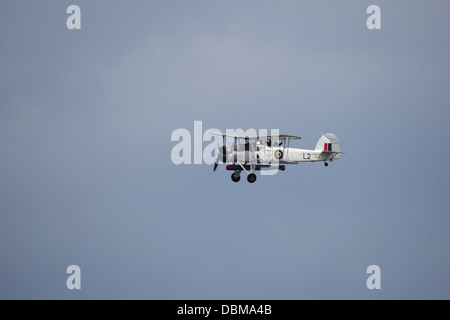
[324,162,329,167]
[231,169,257,183]
[247,173,257,183]
[231,172,257,183]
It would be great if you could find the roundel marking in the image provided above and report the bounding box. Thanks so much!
[274,149,283,160]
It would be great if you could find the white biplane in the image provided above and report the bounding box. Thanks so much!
[212,133,343,183]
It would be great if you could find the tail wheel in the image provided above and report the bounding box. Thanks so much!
[247,173,257,183]
[231,173,240,182]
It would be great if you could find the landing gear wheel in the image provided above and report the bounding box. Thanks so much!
[231,173,240,182]
[324,162,329,167]
[247,173,257,183]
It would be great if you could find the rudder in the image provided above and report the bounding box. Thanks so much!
[315,133,341,157]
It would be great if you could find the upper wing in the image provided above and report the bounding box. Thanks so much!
[211,132,301,141]
[277,134,301,141]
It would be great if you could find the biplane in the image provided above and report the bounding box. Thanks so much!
[212,133,343,183]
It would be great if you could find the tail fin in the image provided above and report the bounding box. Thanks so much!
[315,133,341,158]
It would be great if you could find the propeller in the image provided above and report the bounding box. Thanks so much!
[213,145,227,172]
[213,159,219,172]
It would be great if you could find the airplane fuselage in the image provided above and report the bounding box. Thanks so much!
[223,146,337,164]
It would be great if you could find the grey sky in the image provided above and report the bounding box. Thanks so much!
[1,1,449,299]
